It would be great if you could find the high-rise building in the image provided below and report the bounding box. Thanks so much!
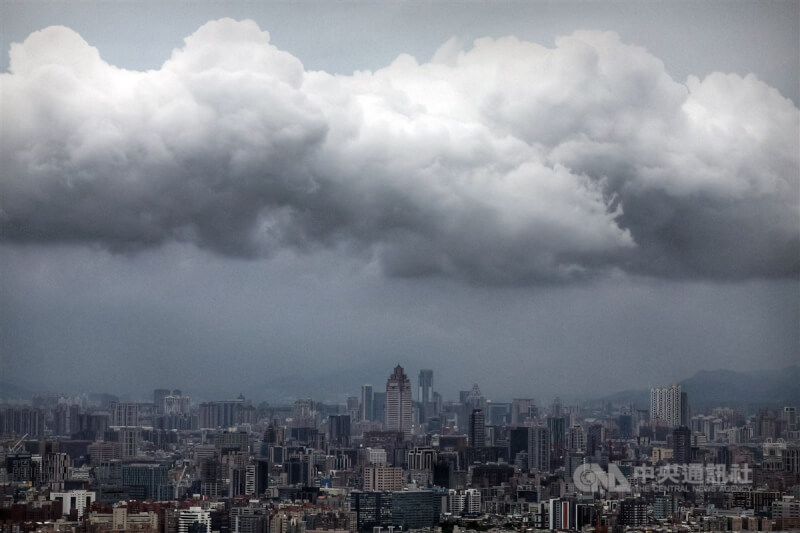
[385,365,413,439]
[672,425,691,464]
[164,393,191,415]
[464,384,486,411]
[111,403,139,427]
[618,498,648,527]
[418,369,435,423]
[373,393,386,425]
[119,427,140,459]
[509,426,530,466]
[650,385,683,427]
[782,406,797,431]
[328,414,351,448]
[418,370,433,403]
[680,391,690,426]
[360,384,374,421]
[529,426,550,472]
[511,399,535,425]
[547,416,566,466]
[469,409,486,448]
[153,389,170,415]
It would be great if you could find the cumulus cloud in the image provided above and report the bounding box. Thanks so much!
[1,19,797,283]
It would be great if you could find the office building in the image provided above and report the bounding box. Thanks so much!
[392,491,440,529]
[360,384,373,421]
[373,392,386,425]
[385,365,413,439]
[672,425,691,464]
[529,426,550,472]
[547,416,566,466]
[469,409,486,448]
[328,414,351,448]
[121,463,171,501]
[349,491,393,531]
[418,369,433,403]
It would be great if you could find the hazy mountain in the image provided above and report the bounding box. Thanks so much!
[0,380,41,402]
[599,365,800,410]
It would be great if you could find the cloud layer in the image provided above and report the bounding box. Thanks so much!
[2,19,798,283]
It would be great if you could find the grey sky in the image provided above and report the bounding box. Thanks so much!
[1,1,798,403]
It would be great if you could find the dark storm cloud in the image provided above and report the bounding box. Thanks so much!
[2,20,798,283]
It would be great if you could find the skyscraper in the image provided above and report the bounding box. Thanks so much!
[418,369,433,403]
[529,426,550,472]
[469,409,486,448]
[385,365,413,439]
[650,385,682,427]
[373,393,386,425]
[547,416,566,467]
[153,389,170,415]
[328,414,351,448]
[111,402,139,427]
[361,384,374,421]
[672,425,691,464]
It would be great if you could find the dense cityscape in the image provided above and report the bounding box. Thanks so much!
[2,2,799,533]
[1,364,799,533]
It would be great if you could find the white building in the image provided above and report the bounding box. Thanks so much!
[178,507,211,533]
[50,490,96,519]
[365,447,387,465]
[650,385,682,427]
[385,365,412,439]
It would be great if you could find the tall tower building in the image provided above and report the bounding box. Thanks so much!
[528,426,551,472]
[680,391,690,427]
[111,403,139,427]
[386,365,413,439]
[672,426,691,464]
[469,409,486,448]
[650,384,682,427]
[119,427,140,459]
[328,414,351,448]
[153,389,170,415]
[511,399,536,425]
[361,384,374,422]
[418,370,433,403]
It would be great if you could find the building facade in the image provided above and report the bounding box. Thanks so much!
[385,365,413,439]
[650,385,682,427]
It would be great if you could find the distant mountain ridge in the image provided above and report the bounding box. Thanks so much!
[3,365,798,409]
[600,365,800,410]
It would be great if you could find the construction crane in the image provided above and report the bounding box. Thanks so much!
[174,464,188,499]
[9,433,28,453]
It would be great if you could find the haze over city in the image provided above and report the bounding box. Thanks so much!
[1,1,798,403]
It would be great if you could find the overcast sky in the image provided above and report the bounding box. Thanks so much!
[1,1,798,404]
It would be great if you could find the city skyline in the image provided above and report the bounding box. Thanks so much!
[1,2,798,401]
